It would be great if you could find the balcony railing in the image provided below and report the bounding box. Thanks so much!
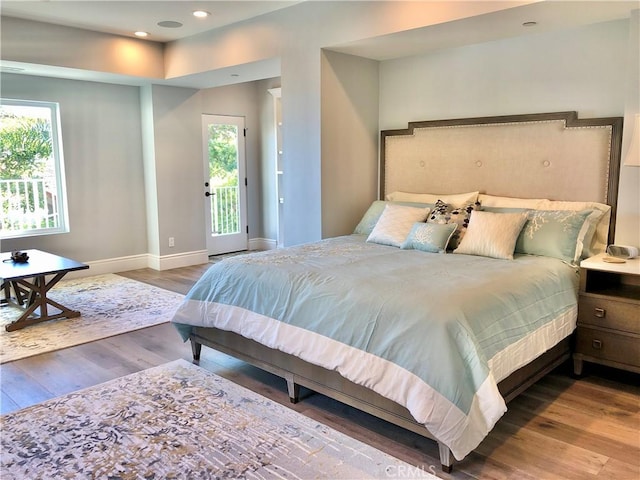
[2,179,236,237]
[1,179,60,233]
[210,185,240,235]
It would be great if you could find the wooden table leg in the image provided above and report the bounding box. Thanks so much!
[1,281,26,306]
[1,281,9,305]
[5,273,81,332]
[12,281,26,305]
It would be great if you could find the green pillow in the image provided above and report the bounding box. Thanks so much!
[515,209,593,263]
[353,200,433,235]
[401,222,458,253]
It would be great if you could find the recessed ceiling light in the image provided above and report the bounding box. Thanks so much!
[134,31,149,37]
[522,21,537,27]
[193,10,210,18]
[157,21,183,28]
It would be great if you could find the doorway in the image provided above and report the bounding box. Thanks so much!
[202,114,248,256]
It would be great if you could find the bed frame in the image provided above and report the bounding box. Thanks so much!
[189,111,623,472]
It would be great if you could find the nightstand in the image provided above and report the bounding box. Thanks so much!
[573,253,640,375]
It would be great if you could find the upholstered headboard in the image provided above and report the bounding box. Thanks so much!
[380,112,623,243]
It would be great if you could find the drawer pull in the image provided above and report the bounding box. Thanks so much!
[593,307,606,318]
[592,339,603,350]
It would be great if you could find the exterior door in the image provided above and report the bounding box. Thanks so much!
[202,114,248,255]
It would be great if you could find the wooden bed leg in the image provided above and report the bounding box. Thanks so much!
[191,340,202,361]
[573,355,584,376]
[285,374,300,403]
[438,442,453,473]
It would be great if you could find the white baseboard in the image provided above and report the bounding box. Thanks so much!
[249,238,277,251]
[61,240,276,280]
[65,253,150,279]
[64,250,209,279]
[147,250,209,271]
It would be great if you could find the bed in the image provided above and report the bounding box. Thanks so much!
[171,111,622,471]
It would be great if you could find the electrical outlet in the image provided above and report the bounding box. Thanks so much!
[168,237,175,248]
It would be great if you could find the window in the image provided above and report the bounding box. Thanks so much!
[1,99,69,238]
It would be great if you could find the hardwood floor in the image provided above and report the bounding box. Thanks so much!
[1,263,638,479]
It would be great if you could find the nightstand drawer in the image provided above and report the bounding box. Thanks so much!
[575,327,640,368]
[577,295,640,334]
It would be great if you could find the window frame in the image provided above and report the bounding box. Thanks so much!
[1,98,70,239]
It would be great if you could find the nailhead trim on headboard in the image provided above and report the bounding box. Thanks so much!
[380,112,623,244]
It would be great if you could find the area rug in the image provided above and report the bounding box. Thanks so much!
[0,359,436,479]
[0,274,184,364]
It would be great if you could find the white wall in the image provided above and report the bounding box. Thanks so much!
[140,85,160,257]
[379,21,628,126]
[321,50,380,238]
[258,78,282,244]
[378,19,640,247]
[1,17,164,80]
[143,81,277,265]
[1,76,282,270]
[163,1,524,81]
[618,9,640,249]
[147,85,203,264]
[1,74,148,263]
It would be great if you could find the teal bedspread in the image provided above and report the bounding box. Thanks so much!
[172,235,579,459]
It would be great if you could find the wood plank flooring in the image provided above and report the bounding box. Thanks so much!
[1,262,638,479]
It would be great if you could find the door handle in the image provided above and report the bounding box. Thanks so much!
[205,192,212,197]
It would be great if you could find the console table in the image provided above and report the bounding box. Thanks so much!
[1,249,89,331]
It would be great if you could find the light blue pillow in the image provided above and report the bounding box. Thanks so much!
[515,209,593,263]
[353,200,434,235]
[401,222,458,253]
[354,201,386,235]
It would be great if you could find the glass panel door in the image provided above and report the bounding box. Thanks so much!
[202,114,247,255]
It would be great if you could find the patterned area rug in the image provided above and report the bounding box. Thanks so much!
[0,359,436,479]
[0,274,184,364]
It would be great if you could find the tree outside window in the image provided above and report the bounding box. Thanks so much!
[208,123,240,234]
[0,99,69,238]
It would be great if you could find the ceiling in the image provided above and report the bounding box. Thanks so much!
[330,1,640,61]
[0,1,638,89]
[0,1,301,43]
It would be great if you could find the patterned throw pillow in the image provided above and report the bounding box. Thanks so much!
[401,222,458,253]
[427,200,480,250]
[515,209,593,263]
[366,204,430,247]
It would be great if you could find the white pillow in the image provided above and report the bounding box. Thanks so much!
[478,194,545,209]
[366,204,430,247]
[386,191,479,207]
[478,194,611,257]
[454,211,528,260]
